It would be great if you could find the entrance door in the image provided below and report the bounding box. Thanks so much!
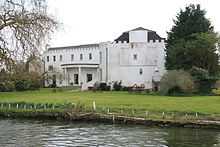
[87,74,92,82]
[74,74,79,84]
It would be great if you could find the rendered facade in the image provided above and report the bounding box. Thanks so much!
[43,27,166,90]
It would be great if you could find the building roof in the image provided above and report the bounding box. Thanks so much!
[114,27,165,43]
[48,43,99,51]
[130,27,153,32]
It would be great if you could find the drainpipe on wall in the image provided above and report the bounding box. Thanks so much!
[105,47,108,83]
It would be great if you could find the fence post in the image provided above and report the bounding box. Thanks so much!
[145,111,149,119]
[185,113,188,120]
[1,103,3,109]
[8,103,11,109]
[112,115,115,123]
[93,101,96,111]
[107,108,110,114]
[52,104,55,110]
[162,112,165,119]
[196,112,198,119]
[16,104,19,109]
[24,104,26,110]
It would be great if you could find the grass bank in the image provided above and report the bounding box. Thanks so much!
[0,88,220,119]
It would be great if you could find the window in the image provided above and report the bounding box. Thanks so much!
[71,54,74,61]
[139,68,143,75]
[53,56,56,62]
[133,54,137,60]
[89,53,92,60]
[87,74,92,82]
[48,65,53,71]
[60,55,63,61]
[74,74,79,84]
[47,56,49,62]
[80,54,83,60]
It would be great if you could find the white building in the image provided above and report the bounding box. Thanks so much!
[43,27,166,90]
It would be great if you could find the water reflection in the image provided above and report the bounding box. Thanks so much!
[165,127,220,147]
[0,119,220,147]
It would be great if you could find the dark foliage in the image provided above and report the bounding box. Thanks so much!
[166,4,219,75]
[113,81,122,91]
[190,67,218,94]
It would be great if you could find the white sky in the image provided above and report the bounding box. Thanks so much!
[47,0,220,47]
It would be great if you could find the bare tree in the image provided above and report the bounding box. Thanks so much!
[0,0,58,68]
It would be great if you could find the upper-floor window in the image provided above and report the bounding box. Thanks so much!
[80,54,83,60]
[47,56,49,62]
[71,54,74,61]
[48,65,53,71]
[60,55,63,61]
[53,56,56,62]
[133,54,137,60]
[139,68,143,75]
[89,53,92,60]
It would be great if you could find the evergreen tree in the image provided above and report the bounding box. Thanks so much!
[166,4,219,75]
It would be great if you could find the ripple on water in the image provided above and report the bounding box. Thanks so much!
[0,119,220,147]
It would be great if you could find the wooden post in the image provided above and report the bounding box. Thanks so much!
[93,101,96,111]
[52,104,55,110]
[185,113,188,120]
[162,112,165,119]
[112,115,115,123]
[16,104,19,109]
[145,111,149,119]
[8,103,11,109]
[24,104,26,110]
[44,104,46,110]
[196,112,198,119]
[107,108,110,114]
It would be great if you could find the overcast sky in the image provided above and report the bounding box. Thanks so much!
[47,0,220,47]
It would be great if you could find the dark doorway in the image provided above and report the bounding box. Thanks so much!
[52,74,56,88]
[74,74,79,84]
[87,74,92,82]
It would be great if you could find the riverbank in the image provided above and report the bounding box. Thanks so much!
[1,110,220,129]
[1,89,220,129]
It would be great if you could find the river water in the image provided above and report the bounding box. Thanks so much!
[0,119,220,147]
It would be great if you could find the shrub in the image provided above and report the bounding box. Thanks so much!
[93,82,111,91]
[99,82,107,91]
[29,80,41,90]
[15,81,26,91]
[122,86,129,91]
[159,70,195,95]
[190,67,218,94]
[113,81,122,91]
[0,82,13,92]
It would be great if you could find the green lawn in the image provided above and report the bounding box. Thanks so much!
[0,89,220,116]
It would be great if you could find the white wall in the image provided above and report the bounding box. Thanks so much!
[129,30,148,43]
[105,40,165,88]
[43,30,166,89]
